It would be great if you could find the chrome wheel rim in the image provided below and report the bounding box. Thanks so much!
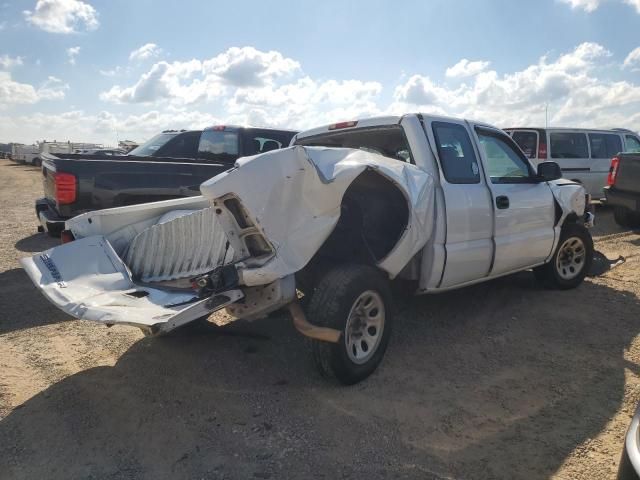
[345,290,385,365]
[556,237,586,280]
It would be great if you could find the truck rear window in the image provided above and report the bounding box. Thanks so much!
[294,126,413,163]
[511,131,538,159]
[198,130,239,163]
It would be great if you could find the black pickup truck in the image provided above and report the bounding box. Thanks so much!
[604,153,640,227]
[36,126,297,235]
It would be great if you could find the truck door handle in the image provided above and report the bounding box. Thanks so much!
[496,195,510,209]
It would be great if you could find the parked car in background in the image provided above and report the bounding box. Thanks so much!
[617,402,640,479]
[11,144,40,165]
[604,153,640,227]
[35,125,297,235]
[73,148,128,156]
[37,142,104,166]
[505,127,640,198]
[22,114,594,384]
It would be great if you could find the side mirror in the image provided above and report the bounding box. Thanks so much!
[537,161,562,181]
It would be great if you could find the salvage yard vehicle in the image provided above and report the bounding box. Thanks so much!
[618,401,640,479]
[505,127,640,199]
[22,114,595,384]
[11,143,40,165]
[604,153,640,228]
[34,126,297,236]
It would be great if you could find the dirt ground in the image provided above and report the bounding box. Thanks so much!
[1,159,640,480]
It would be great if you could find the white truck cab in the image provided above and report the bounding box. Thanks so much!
[22,113,594,384]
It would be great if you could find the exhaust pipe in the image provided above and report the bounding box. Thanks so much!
[288,302,341,343]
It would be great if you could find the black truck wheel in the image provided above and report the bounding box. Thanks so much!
[613,207,640,228]
[534,223,593,290]
[307,264,393,385]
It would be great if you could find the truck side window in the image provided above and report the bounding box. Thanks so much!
[477,130,534,184]
[589,133,622,159]
[625,135,640,153]
[432,122,480,184]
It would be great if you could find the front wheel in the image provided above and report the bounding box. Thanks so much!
[534,223,593,289]
[306,264,393,385]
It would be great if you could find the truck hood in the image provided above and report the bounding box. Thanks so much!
[200,146,435,285]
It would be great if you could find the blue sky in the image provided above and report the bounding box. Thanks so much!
[1,0,640,144]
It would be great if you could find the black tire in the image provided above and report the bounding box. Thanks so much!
[534,222,593,290]
[307,264,393,385]
[614,206,640,228]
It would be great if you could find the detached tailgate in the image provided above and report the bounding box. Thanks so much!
[20,236,242,334]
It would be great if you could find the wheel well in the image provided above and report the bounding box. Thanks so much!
[297,170,409,289]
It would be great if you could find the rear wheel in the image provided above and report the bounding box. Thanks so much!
[307,264,393,385]
[534,223,593,289]
[613,206,640,228]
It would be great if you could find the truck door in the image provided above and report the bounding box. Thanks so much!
[425,120,494,287]
[472,126,555,275]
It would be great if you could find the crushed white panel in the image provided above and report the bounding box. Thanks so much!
[124,207,234,282]
[20,235,243,332]
[200,146,435,285]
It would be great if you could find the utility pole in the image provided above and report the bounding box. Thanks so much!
[545,103,549,128]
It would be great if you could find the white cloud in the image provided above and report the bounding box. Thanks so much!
[624,47,640,69]
[624,0,640,12]
[391,42,639,131]
[66,46,80,65]
[0,54,24,69]
[0,72,39,104]
[446,59,490,78]
[129,43,162,62]
[99,66,123,77]
[101,46,301,105]
[559,0,602,11]
[6,41,640,146]
[559,0,640,12]
[24,0,98,34]
[37,75,69,99]
[0,73,69,106]
[203,46,300,87]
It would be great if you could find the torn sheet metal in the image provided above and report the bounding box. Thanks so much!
[124,207,234,282]
[200,146,435,286]
[20,235,242,333]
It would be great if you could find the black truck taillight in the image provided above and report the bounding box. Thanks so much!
[54,172,77,204]
[607,157,620,186]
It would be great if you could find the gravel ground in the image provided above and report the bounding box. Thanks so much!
[1,158,639,480]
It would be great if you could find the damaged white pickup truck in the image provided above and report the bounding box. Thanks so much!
[22,114,595,384]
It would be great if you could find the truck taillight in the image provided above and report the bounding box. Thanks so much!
[60,229,75,244]
[54,172,76,205]
[607,157,620,186]
[538,142,547,159]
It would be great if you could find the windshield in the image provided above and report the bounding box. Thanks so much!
[128,133,179,157]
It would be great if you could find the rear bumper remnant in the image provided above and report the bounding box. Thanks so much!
[288,302,341,343]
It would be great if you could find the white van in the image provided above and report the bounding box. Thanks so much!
[504,127,640,198]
